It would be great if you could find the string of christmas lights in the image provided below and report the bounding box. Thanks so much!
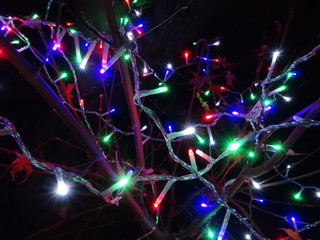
[0,2,320,238]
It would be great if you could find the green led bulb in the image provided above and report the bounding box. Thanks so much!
[123,17,129,25]
[69,29,77,34]
[228,142,241,151]
[207,229,215,239]
[102,133,113,143]
[124,54,130,60]
[117,177,129,188]
[31,13,39,20]
[293,192,302,201]
[271,144,282,151]
[196,135,205,144]
[10,40,20,44]
[60,72,68,79]
[248,151,255,158]
[263,99,272,106]
[250,93,256,100]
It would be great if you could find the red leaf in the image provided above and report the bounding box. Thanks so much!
[60,82,74,103]
[256,44,269,56]
[10,153,32,183]
[278,228,302,240]
[225,71,236,88]
[186,72,209,92]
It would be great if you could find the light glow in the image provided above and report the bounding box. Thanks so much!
[139,86,168,97]
[228,142,241,151]
[102,133,113,143]
[117,177,129,188]
[56,180,69,196]
[188,149,198,171]
[251,179,261,189]
[208,230,215,239]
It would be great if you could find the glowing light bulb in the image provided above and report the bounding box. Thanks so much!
[183,51,189,64]
[79,99,84,108]
[56,180,69,196]
[123,17,129,25]
[273,50,281,60]
[124,54,130,60]
[293,189,303,201]
[141,125,147,131]
[204,90,210,96]
[205,114,214,120]
[250,93,256,100]
[101,170,133,200]
[248,151,255,158]
[219,86,226,91]
[228,142,241,151]
[102,133,113,143]
[245,234,251,240]
[287,72,297,79]
[184,127,195,135]
[31,13,39,20]
[188,149,198,171]
[60,72,67,79]
[200,203,208,208]
[143,67,148,73]
[195,149,214,163]
[276,85,287,92]
[207,126,215,146]
[263,99,272,106]
[195,134,205,144]
[117,177,129,188]
[153,179,175,210]
[213,41,220,46]
[167,63,173,69]
[316,191,320,198]
[54,72,68,82]
[69,29,77,34]
[52,42,61,50]
[139,86,168,97]
[232,111,239,116]
[167,127,195,140]
[291,216,299,232]
[134,10,142,17]
[271,144,282,151]
[208,230,215,239]
[283,96,292,102]
[127,31,134,41]
[10,40,20,44]
[251,179,261,189]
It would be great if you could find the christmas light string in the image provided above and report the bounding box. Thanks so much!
[129,41,320,238]
[0,7,320,238]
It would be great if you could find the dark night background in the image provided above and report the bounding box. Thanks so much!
[0,0,320,239]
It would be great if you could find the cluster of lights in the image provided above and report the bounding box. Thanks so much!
[0,4,320,239]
